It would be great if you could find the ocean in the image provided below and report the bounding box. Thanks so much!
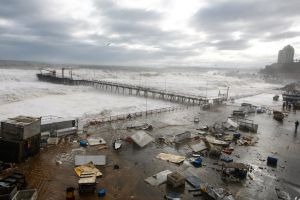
[0,67,283,121]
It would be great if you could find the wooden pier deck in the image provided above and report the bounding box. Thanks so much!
[37,73,226,105]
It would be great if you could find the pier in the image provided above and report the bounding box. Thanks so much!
[36,72,226,106]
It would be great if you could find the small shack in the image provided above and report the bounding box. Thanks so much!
[0,116,41,163]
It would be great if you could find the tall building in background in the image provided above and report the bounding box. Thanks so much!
[277,45,294,64]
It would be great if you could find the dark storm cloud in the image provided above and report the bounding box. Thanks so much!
[1,0,300,65]
[0,0,195,64]
[192,0,300,50]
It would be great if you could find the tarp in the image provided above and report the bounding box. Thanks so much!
[130,131,153,148]
[144,170,172,186]
[156,153,185,164]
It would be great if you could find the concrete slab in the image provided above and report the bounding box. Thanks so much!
[190,141,208,152]
[145,170,172,186]
[130,131,153,148]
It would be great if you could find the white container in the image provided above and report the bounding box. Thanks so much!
[12,189,37,200]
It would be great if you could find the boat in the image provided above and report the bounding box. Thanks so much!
[273,110,284,121]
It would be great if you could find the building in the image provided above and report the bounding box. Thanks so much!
[0,116,41,163]
[277,45,294,64]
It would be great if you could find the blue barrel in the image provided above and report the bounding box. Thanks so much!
[192,157,202,168]
[267,156,278,166]
[79,140,88,147]
[98,189,106,197]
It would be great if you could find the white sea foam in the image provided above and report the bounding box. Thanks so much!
[0,68,283,121]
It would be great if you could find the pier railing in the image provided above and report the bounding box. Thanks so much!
[37,73,226,106]
[86,106,186,126]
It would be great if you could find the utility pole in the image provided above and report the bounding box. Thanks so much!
[226,86,230,100]
[205,81,208,97]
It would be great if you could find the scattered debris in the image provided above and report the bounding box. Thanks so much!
[98,189,106,197]
[127,123,153,130]
[174,131,191,143]
[206,136,229,146]
[11,189,38,200]
[190,141,208,153]
[78,174,96,194]
[186,176,201,188]
[87,137,106,146]
[273,95,279,101]
[223,118,238,131]
[167,172,185,188]
[74,162,102,177]
[156,153,185,164]
[113,139,122,150]
[75,155,106,166]
[79,140,88,147]
[221,163,249,180]
[165,192,181,200]
[275,188,291,200]
[47,137,59,145]
[130,131,153,148]
[267,156,278,167]
[220,155,233,163]
[232,110,246,117]
[145,170,172,186]
[273,111,284,121]
[191,157,202,168]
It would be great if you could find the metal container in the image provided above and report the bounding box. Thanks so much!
[0,134,40,163]
[1,116,41,140]
[11,189,37,200]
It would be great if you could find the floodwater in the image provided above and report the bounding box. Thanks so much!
[19,102,300,200]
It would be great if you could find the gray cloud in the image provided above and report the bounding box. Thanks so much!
[192,0,300,50]
[0,0,300,66]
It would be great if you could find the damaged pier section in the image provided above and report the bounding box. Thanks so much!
[36,71,226,106]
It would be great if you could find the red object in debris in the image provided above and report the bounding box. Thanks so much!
[125,137,133,143]
[222,148,233,155]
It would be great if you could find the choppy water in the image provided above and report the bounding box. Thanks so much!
[0,67,283,121]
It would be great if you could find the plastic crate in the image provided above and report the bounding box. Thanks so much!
[12,189,37,200]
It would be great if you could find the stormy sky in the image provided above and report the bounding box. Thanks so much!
[0,0,300,67]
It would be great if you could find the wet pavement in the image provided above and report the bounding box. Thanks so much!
[17,104,300,200]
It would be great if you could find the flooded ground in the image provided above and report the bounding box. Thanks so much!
[17,101,300,200]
